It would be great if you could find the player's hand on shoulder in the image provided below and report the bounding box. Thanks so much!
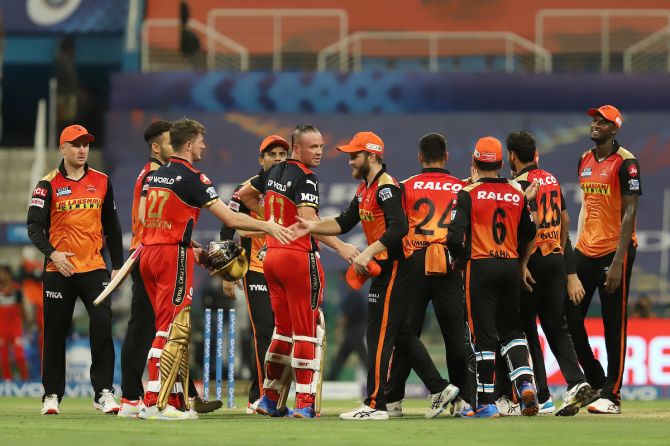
[49,250,75,277]
[567,273,585,305]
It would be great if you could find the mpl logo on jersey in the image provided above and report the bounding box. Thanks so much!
[543,318,670,387]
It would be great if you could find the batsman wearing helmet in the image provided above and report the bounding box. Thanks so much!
[136,119,294,420]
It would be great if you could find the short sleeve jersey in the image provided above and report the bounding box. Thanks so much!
[141,156,219,246]
[130,157,162,251]
[576,142,641,257]
[255,160,320,252]
[28,163,113,273]
[515,165,566,256]
[401,168,465,251]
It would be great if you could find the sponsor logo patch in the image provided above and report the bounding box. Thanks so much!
[56,198,102,211]
[300,192,319,204]
[306,179,318,189]
[56,186,71,197]
[628,179,640,191]
[581,167,592,178]
[30,198,45,208]
[365,143,382,153]
[205,186,217,198]
[200,174,211,185]
[228,200,240,211]
[45,291,63,299]
[628,164,638,178]
[581,182,611,195]
[32,187,48,197]
[379,187,393,201]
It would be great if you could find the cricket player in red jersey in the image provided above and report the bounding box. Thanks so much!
[294,131,458,421]
[0,266,29,381]
[237,125,359,418]
[137,119,294,420]
[447,137,537,418]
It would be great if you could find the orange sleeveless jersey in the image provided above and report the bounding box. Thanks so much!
[576,145,641,257]
[460,180,528,259]
[515,166,564,256]
[130,158,162,251]
[41,167,110,273]
[402,168,465,251]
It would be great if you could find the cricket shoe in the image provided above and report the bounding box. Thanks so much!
[293,405,318,419]
[426,384,459,419]
[518,381,539,417]
[587,398,621,415]
[450,397,471,417]
[386,400,403,418]
[538,399,556,414]
[555,382,594,417]
[189,395,222,414]
[117,398,144,418]
[464,403,500,418]
[41,394,59,415]
[255,395,291,417]
[138,404,192,420]
[495,396,521,416]
[93,389,120,414]
[339,404,389,420]
[245,399,260,414]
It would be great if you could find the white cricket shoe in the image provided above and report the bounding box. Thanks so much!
[117,398,144,418]
[426,384,459,419]
[93,389,120,414]
[555,382,593,417]
[449,397,471,417]
[495,396,521,416]
[587,398,621,415]
[41,394,59,415]
[538,399,556,414]
[246,399,259,414]
[386,400,403,418]
[138,404,192,420]
[339,404,389,421]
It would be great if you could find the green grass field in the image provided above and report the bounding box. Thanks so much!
[1,398,669,446]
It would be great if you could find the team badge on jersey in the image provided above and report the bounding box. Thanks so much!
[56,186,71,197]
[581,167,592,177]
[379,187,393,201]
[628,179,640,191]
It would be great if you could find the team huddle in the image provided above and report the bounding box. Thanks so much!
[27,104,640,420]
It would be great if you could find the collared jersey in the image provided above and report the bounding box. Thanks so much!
[335,168,411,261]
[130,157,162,251]
[402,168,465,251]
[27,161,123,273]
[141,156,219,246]
[253,160,320,252]
[515,164,566,256]
[222,173,266,272]
[447,177,536,261]
[576,142,641,257]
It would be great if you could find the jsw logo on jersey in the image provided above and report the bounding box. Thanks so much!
[476,190,521,203]
[249,284,268,292]
[412,181,463,192]
[301,192,319,204]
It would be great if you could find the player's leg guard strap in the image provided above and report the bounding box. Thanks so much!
[500,338,527,356]
[509,366,534,381]
[273,333,294,344]
[157,306,191,411]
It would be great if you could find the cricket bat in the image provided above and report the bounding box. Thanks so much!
[93,244,143,306]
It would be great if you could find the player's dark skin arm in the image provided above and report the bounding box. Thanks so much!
[446,191,470,269]
[605,194,638,293]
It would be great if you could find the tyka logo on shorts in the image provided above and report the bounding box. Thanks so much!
[45,290,63,299]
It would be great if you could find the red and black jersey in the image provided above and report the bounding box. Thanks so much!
[576,141,641,258]
[335,167,410,261]
[252,160,320,252]
[447,177,536,261]
[515,164,566,256]
[130,157,162,251]
[221,171,266,272]
[27,161,124,273]
[141,156,219,246]
[401,168,465,251]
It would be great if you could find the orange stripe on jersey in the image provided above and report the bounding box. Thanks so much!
[369,260,398,409]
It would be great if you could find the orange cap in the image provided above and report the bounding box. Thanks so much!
[473,136,503,163]
[587,105,623,128]
[59,124,94,145]
[345,260,382,290]
[337,131,384,155]
[259,135,289,153]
